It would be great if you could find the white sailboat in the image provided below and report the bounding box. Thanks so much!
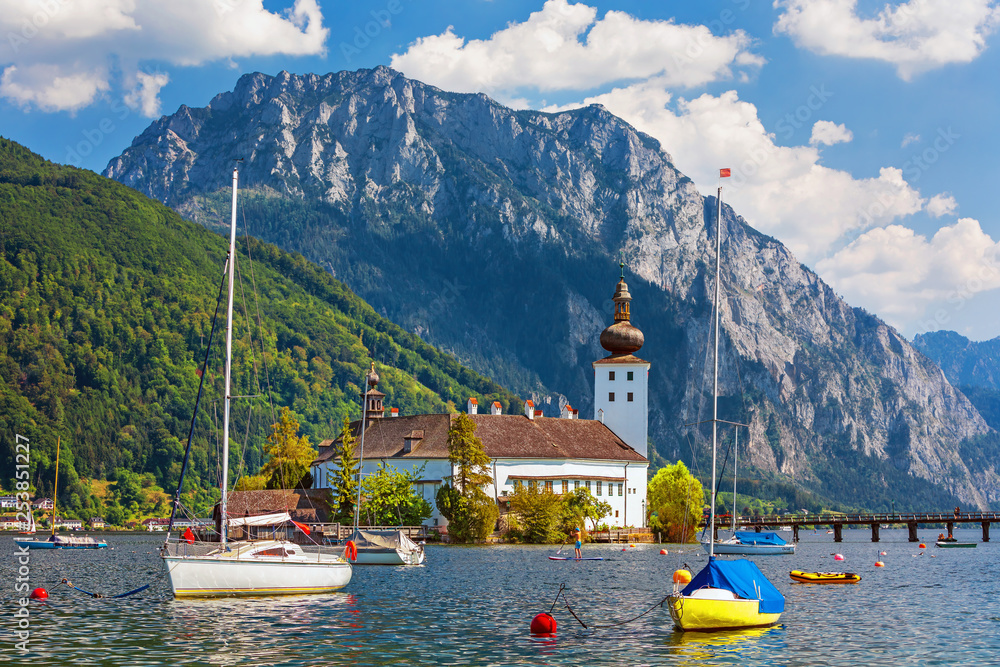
[704,432,795,556]
[667,173,785,631]
[161,167,352,597]
[347,365,426,566]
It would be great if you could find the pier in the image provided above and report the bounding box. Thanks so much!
[704,511,1000,543]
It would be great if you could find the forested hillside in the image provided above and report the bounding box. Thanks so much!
[0,137,519,521]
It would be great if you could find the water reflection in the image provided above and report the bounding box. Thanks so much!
[666,625,784,665]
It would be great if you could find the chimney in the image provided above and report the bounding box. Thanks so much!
[572,408,579,419]
[390,407,399,418]
[467,397,478,414]
[491,401,502,416]
[598,408,604,424]
[535,409,543,418]
[524,400,535,420]
[561,404,573,419]
[403,430,424,453]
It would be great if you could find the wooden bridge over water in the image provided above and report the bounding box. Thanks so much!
[704,511,1000,543]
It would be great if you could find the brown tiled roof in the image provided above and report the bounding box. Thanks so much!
[227,489,335,523]
[593,354,650,365]
[312,413,647,464]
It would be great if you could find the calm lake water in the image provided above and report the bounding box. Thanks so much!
[2,528,998,666]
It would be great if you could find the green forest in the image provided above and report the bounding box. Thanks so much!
[0,138,520,524]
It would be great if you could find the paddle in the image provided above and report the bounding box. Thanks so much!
[556,539,567,555]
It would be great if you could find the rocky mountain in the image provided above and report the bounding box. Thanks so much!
[913,331,1000,390]
[104,67,1000,510]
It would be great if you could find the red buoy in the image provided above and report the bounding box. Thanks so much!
[530,612,557,635]
[30,588,48,600]
[659,548,667,555]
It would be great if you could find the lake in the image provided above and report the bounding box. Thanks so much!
[2,528,998,665]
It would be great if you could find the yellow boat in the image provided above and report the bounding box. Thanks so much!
[668,559,784,631]
[789,570,861,584]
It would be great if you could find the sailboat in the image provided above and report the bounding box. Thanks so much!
[160,166,352,597]
[14,437,107,549]
[346,365,426,566]
[667,174,785,631]
[706,432,795,555]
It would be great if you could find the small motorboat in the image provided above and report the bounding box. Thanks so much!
[789,570,861,584]
[936,534,976,548]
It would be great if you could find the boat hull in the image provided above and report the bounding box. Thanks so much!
[354,548,426,566]
[667,594,780,631]
[162,540,352,597]
[703,541,795,555]
[13,537,107,549]
[790,570,861,584]
[935,541,976,548]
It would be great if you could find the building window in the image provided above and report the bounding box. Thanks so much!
[609,392,615,402]
[609,371,615,381]
[618,483,623,496]
[627,392,633,402]
[574,480,580,490]
[596,481,603,495]
[627,371,633,381]
[585,481,591,493]
[615,510,619,518]
[562,480,569,494]
[528,480,537,490]
[545,480,553,492]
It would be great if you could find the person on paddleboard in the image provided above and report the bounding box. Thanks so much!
[573,528,582,558]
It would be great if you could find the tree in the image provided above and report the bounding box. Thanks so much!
[360,462,432,526]
[647,461,704,543]
[436,413,498,542]
[112,468,145,510]
[260,407,316,490]
[562,487,611,534]
[508,484,564,543]
[328,416,359,522]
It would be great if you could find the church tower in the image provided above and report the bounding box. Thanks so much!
[592,266,650,458]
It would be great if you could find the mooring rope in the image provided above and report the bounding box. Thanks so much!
[549,584,671,630]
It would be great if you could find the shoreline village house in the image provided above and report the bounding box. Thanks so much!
[311,272,650,530]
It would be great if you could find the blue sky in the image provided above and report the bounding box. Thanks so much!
[3,0,1000,340]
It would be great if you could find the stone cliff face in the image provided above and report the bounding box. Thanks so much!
[105,67,999,509]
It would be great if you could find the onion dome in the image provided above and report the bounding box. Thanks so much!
[366,361,379,387]
[599,275,644,355]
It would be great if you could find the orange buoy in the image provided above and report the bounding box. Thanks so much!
[659,548,668,555]
[673,569,692,584]
[875,561,885,567]
[30,587,48,600]
[833,553,845,561]
[530,612,557,635]
[919,543,926,549]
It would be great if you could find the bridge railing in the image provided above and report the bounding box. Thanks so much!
[701,511,1000,526]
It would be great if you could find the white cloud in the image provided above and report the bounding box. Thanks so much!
[809,120,853,146]
[548,82,925,261]
[926,193,958,217]
[124,70,170,118]
[773,0,1000,80]
[816,219,1000,329]
[390,0,763,104]
[0,0,327,115]
[0,64,109,112]
[901,132,921,148]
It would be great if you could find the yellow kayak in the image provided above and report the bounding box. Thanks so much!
[789,570,861,584]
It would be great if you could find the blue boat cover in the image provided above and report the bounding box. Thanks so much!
[734,531,787,546]
[682,558,785,614]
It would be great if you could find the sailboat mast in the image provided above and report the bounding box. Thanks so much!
[710,186,723,558]
[732,430,738,533]
[220,166,239,547]
[51,436,60,537]
[353,376,370,530]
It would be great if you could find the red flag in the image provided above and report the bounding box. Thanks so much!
[182,527,195,544]
[719,168,731,177]
[291,520,311,536]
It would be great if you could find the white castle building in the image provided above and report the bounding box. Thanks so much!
[312,271,651,529]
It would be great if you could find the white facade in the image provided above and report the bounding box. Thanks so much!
[314,452,649,529]
[592,361,650,458]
